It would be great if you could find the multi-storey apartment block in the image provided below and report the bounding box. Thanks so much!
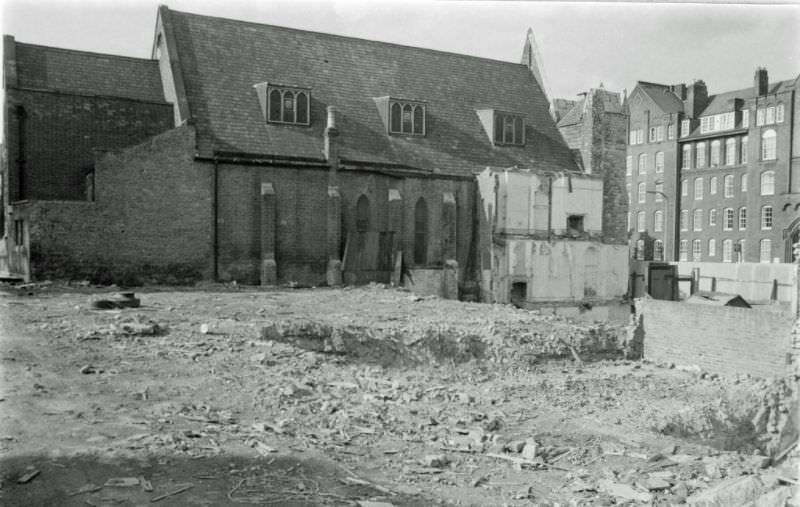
[627,68,800,263]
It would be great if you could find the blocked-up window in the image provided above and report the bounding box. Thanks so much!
[414,198,428,264]
[356,195,370,232]
[680,209,688,231]
[708,239,716,257]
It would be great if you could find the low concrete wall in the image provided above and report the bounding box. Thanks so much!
[638,298,794,378]
[674,261,798,308]
[631,261,798,313]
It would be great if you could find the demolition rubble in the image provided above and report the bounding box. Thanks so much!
[0,284,797,506]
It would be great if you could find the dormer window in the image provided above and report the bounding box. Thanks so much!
[267,85,310,125]
[493,112,524,146]
[388,99,426,135]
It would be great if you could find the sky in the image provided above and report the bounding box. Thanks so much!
[1,0,799,102]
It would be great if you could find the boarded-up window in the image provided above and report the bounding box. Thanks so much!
[414,198,428,264]
[584,246,600,297]
[356,195,370,232]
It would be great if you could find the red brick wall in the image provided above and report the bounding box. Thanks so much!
[5,88,173,201]
[638,298,794,378]
[215,166,474,286]
[15,126,213,283]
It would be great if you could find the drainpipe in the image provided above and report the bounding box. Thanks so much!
[15,105,27,200]
[547,174,553,242]
[212,157,219,281]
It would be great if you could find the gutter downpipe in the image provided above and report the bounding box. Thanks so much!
[547,174,553,242]
[212,157,219,282]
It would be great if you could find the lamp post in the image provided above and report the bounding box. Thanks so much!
[646,186,669,262]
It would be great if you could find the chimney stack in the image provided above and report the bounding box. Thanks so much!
[754,67,769,97]
[686,80,708,118]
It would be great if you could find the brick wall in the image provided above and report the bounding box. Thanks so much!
[215,165,474,286]
[14,126,213,283]
[5,89,173,201]
[638,298,794,378]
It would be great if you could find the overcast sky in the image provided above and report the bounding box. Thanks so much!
[2,0,799,102]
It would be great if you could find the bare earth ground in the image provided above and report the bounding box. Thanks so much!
[0,284,796,506]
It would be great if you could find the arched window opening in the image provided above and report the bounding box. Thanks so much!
[268,89,282,122]
[414,198,428,264]
[390,103,402,133]
[296,92,308,124]
[282,90,295,123]
[413,106,424,134]
[356,195,370,233]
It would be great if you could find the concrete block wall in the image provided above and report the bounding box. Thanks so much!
[638,298,794,378]
[14,126,213,282]
[5,89,173,201]
[674,261,798,308]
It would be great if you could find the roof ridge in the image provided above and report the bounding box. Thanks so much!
[167,8,529,69]
[13,40,156,64]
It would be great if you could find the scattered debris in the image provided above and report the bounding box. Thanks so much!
[104,477,140,487]
[150,483,193,503]
[91,292,141,310]
[17,469,40,484]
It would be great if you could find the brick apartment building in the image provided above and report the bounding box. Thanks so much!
[1,7,628,306]
[626,69,800,264]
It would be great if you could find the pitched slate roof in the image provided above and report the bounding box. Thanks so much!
[556,99,585,127]
[13,42,165,103]
[164,8,578,176]
[698,80,795,117]
[637,82,684,114]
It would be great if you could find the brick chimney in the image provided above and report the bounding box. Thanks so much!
[686,80,708,118]
[754,67,769,97]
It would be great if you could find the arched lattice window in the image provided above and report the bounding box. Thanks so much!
[413,106,424,134]
[281,91,295,122]
[296,92,308,124]
[356,195,370,233]
[266,86,310,125]
[268,89,282,122]
[389,99,426,135]
[414,198,428,264]
[402,104,413,133]
[390,103,402,132]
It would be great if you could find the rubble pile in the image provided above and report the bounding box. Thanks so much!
[0,284,797,506]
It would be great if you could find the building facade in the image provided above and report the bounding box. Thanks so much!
[2,7,630,307]
[626,69,800,264]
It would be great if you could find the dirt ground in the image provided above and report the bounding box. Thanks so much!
[0,283,797,506]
